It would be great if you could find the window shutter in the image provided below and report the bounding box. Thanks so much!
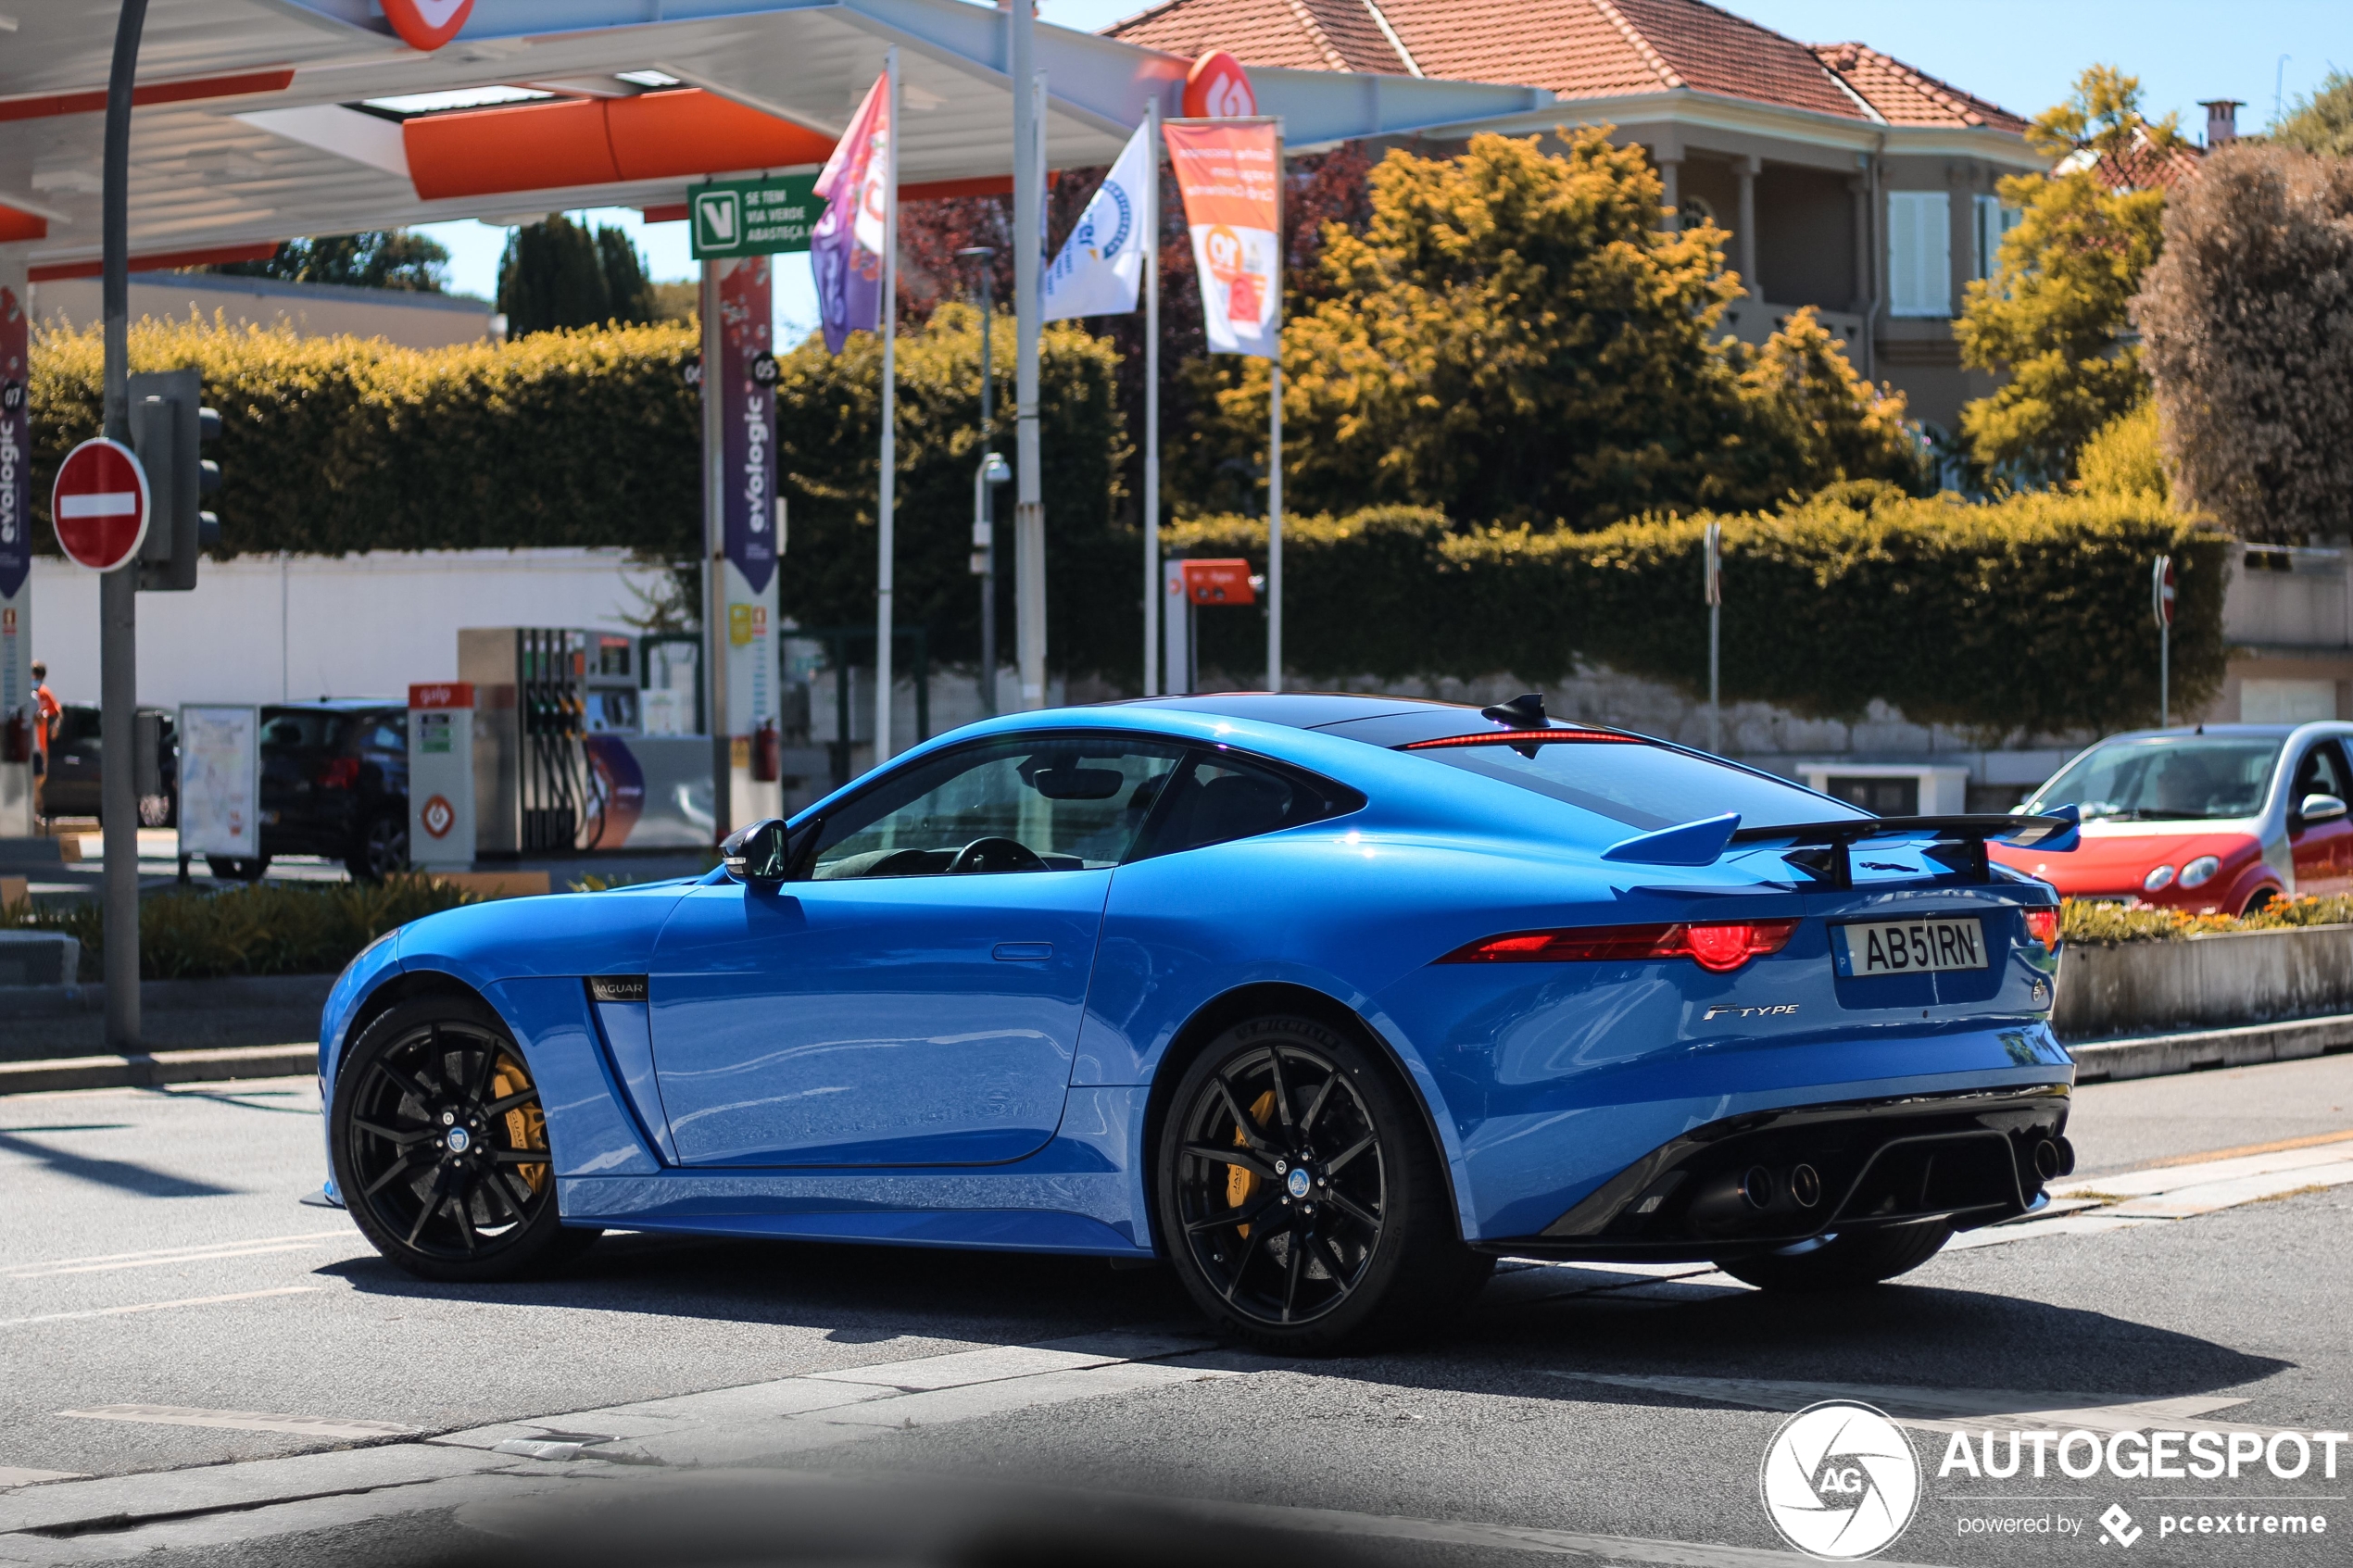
[1888,192,1952,317]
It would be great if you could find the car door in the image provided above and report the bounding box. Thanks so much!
[647,733,1187,1167]
[2284,738,2353,896]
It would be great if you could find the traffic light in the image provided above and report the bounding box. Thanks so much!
[127,367,221,593]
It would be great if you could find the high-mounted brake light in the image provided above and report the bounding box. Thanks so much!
[1438,919,1800,973]
[1402,730,1639,750]
[2023,908,2060,948]
[316,757,361,790]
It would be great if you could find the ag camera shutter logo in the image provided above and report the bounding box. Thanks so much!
[1759,1401,1921,1560]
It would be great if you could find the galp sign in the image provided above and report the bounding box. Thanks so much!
[381,0,472,52]
[1183,50,1257,119]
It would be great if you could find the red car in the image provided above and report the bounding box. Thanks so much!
[1990,724,2353,914]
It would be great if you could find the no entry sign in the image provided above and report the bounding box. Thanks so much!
[51,436,150,571]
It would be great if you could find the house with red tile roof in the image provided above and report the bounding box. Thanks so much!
[1106,0,2048,432]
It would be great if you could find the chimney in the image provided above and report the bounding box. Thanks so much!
[2200,99,2242,147]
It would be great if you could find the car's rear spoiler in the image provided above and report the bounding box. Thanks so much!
[1604,807,2079,887]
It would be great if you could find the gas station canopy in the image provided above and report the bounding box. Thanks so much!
[0,0,1549,272]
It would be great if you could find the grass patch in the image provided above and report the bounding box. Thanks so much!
[1,875,482,982]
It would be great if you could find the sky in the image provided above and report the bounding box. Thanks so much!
[415,0,2347,336]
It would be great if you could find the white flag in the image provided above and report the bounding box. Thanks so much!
[1042,122,1151,322]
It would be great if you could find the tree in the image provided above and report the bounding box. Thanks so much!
[1179,129,1919,527]
[2271,70,2353,158]
[1955,67,2177,483]
[2135,142,2353,542]
[203,231,448,292]
[497,216,658,334]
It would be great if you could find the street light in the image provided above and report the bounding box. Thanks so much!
[956,245,1004,712]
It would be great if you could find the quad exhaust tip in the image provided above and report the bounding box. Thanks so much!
[1790,1162,1822,1209]
[2032,1135,2078,1181]
[1739,1166,1774,1210]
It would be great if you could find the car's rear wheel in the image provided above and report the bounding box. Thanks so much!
[2242,887,2278,916]
[332,994,599,1282]
[1714,1221,1952,1292]
[1155,1013,1489,1354]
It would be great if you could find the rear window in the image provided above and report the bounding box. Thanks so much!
[1400,735,1860,833]
[259,711,349,753]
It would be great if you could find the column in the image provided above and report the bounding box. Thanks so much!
[1736,155,1760,298]
[0,257,31,836]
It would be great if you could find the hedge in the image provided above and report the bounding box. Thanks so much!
[1164,485,2225,739]
[0,875,479,981]
[2060,894,2353,945]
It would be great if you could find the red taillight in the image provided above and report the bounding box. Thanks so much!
[2024,908,2060,947]
[317,757,360,790]
[1439,919,1800,972]
[1402,730,1638,750]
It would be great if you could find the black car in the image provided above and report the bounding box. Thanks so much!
[208,701,409,883]
[43,704,178,826]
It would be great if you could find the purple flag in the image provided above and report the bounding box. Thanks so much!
[812,72,887,355]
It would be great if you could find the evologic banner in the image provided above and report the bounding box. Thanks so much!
[713,255,777,740]
[1164,119,1281,359]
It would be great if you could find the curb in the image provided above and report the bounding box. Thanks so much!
[2070,1012,2353,1084]
[0,972,336,1022]
[0,1044,316,1095]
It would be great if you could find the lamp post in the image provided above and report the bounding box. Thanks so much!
[957,246,1009,713]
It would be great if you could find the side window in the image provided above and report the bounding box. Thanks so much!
[2293,742,2350,808]
[1131,749,1360,860]
[809,736,1186,879]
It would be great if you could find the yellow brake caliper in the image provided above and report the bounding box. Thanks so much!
[491,1052,550,1194]
[1227,1089,1277,1234]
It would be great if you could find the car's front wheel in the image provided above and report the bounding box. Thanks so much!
[1714,1222,1951,1292]
[1155,1013,1489,1354]
[332,994,599,1282]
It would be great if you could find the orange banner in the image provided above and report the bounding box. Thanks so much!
[1163,121,1280,229]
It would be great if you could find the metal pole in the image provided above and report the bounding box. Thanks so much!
[2160,622,2170,727]
[1705,520,1721,754]
[101,0,148,1052]
[874,46,900,761]
[700,261,730,841]
[1143,95,1162,697]
[1013,31,1047,710]
[960,250,997,715]
[1265,126,1283,694]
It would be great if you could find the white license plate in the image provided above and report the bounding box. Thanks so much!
[1839,917,1988,976]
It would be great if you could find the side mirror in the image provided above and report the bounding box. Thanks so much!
[2297,793,2348,826]
[722,817,820,884]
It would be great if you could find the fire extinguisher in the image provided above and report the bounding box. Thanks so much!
[750,718,781,784]
[1,710,28,765]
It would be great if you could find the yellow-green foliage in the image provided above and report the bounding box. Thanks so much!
[1166,487,2222,737]
[1,875,479,981]
[2060,893,2353,945]
[2076,398,2170,502]
[1179,129,1923,527]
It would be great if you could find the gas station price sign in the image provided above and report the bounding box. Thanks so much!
[688,174,824,259]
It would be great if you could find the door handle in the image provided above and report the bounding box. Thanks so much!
[993,941,1053,962]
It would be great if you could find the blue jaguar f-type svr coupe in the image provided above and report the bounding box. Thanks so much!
[318,693,2079,1351]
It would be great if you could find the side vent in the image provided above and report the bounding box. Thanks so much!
[585,975,648,1004]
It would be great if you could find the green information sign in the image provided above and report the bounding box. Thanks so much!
[687,174,825,259]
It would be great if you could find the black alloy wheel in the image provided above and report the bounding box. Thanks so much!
[333,995,598,1281]
[1156,1014,1490,1354]
[348,811,409,883]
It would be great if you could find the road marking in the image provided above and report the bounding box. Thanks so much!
[2130,1127,2353,1170]
[1,1230,349,1278]
[1544,1373,2298,1437]
[6,1242,341,1279]
[60,1405,418,1441]
[0,1286,318,1329]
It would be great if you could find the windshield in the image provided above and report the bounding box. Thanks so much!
[2026,736,2284,822]
[1404,739,1863,833]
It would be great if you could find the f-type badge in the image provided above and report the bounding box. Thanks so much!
[1705,1004,1800,1021]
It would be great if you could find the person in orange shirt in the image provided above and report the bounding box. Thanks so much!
[30,659,58,826]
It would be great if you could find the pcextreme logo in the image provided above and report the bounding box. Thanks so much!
[1760,1401,1921,1560]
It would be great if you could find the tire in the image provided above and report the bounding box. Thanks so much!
[2242,887,2277,917]
[332,993,600,1282]
[1714,1221,1952,1293]
[1154,1012,1488,1355]
[347,811,409,883]
[206,855,270,882]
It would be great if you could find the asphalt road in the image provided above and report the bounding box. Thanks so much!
[2,1055,2348,1568]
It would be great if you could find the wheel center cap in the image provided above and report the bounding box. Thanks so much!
[1285,1167,1312,1199]
[445,1126,472,1154]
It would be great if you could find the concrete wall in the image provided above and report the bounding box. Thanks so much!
[31,272,496,350]
[27,550,671,710]
[2053,924,2353,1041]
